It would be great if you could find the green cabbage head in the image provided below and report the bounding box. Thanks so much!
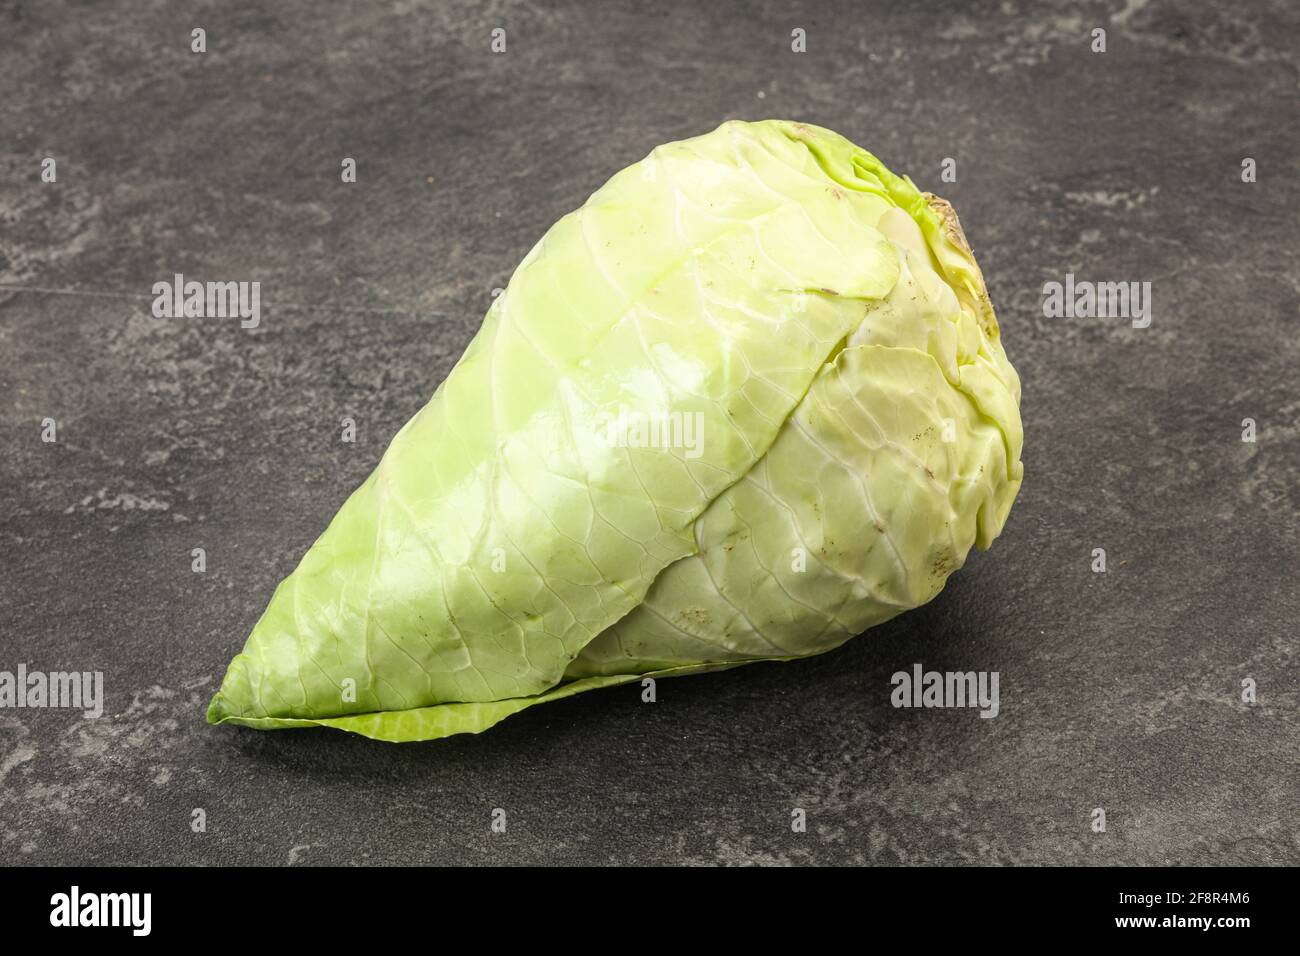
[208,120,1024,741]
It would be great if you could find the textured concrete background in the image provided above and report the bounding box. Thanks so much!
[1,0,1297,865]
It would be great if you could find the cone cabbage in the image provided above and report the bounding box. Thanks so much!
[208,120,1024,741]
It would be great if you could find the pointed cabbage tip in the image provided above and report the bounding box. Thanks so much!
[206,655,253,724]
[205,692,228,724]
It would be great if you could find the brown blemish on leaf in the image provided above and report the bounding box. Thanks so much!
[680,607,711,627]
[924,192,1000,340]
[930,550,954,578]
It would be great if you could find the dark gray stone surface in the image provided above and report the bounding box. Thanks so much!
[1,0,1296,866]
